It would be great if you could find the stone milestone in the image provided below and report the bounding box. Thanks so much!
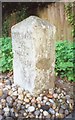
[11,16,56,96]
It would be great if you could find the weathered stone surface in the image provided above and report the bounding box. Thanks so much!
[11,16,56,96]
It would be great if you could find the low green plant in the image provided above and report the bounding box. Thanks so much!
[0,37,13,73]
[55,40,74,81]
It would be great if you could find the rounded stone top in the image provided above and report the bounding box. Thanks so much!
[11,16,56,33]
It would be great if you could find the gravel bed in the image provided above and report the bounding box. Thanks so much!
[0,74,74,120]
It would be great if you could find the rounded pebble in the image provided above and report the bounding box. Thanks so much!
[18,94,23,100]
[34,110,40,116]
[43,111,49,116]
[24,98,29,103]
[48,108,55,115]
[53,93,58,98]
[28,106,35,112]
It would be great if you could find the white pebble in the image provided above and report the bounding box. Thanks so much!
[26,93,31,98]
[12,91,18,96]
[18,94,23,100]
[15,113,18,117]
[23,112,27,116]
[25,104,30,108]
[43,111,49,116]
[36,96,42,101]
[18,87,23,94]
[4,107,9,112]
[40,109,43,112]
[49,88,54,94]
[53,93,58,98]
[56,112,59,117]
[6,85,11,89]
[28,106,35,112]
[43,96,48,101]
[49,99,54,104]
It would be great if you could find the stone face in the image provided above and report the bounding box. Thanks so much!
[11,16,56,96]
